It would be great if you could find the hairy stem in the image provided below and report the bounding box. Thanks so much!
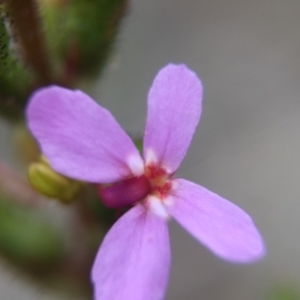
[3,0,52,85]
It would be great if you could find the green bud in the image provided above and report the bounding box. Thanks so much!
[40,0,128,82]
[28,157,82,204]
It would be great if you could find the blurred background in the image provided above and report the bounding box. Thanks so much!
[1,0,300,299]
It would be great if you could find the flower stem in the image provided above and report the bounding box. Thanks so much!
[3,0,53,85]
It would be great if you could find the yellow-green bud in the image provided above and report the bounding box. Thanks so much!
[28,157,82,204]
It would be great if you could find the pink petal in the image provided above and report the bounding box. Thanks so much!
[91,205,170,300]
[167,179,265,263]
[143,64,203,173]
[26,86,143,183]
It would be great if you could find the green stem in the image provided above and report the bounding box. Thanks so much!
[3,0,52,85]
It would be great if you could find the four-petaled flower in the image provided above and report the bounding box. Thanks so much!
[27,64,265,300]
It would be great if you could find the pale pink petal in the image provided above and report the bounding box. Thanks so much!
[143,64,203,173]
[91,205,170,300]
[27,86,143,183]
[167,179,265,263]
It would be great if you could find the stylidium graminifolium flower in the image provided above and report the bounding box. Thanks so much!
[26,64,265,300]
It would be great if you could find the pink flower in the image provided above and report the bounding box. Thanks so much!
[27,64,265,300]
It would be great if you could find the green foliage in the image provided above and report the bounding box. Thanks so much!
[0,196,64,273]
[268,285,300,300]
[0,5,33,119]
[85,185,116,227]
[41,0,127,82]
[0,0,127,121]
[134,136,143,154]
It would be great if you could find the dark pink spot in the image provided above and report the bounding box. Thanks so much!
[97,176,151,209]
